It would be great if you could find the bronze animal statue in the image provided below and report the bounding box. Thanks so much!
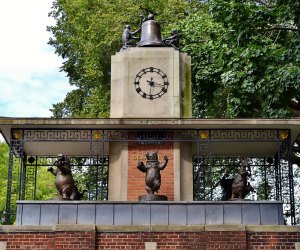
[220,174,234,201]
[48,154,85,200]
[231,158,254,199]
[137,151,168,194]
[122,24,140,49]
[163,29,180,50]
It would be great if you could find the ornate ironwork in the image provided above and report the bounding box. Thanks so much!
[277,132,295,225]
[193,135,296,225]
[193,141,212,200]
[4,127,296,225]
[209,129,278,141]
[102,130,124,141]
[24,158,37,200]
[22,129,91,141]
[11,128,283,143]
[5,140,24,224]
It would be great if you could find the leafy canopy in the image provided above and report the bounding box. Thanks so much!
[48,0,300,119]
[178,0,300,118]
[0,142,9,223]
[48,0,195,118]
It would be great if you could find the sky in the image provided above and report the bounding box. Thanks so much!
[0,0,75,118]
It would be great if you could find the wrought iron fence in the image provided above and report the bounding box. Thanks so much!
[4,128,295,224]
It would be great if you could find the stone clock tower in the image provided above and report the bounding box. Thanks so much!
[110,47,192,118]
[109,15,192,201]
[110,14,192,118]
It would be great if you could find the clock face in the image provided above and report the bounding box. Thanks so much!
[134,67,169,100]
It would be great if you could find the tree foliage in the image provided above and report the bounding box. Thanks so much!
[0,142,9,223]
[48,0,300,119]
[178,0,300,118]
[48,0,195,118]
[35,166,58,201]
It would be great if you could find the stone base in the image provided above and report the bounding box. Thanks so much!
[16,200,284,226]
[138,194,168,201]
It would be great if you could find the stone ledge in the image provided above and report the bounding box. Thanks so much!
[246,225,299,232]
[0,224,96,233]
[54,224,96,232]
[96,225,205,233]
[1,224,299,233]
[205,224,246,232]
[96,225,300,233]
[0,225,54,233]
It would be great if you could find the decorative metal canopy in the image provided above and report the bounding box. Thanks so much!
[0,117,299,225]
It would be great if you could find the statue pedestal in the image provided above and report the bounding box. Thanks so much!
[16,200,284,226]
[138,194,168,201]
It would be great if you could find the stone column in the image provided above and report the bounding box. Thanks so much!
[109,47,192,201]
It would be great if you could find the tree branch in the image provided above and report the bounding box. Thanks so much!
[256,25,299,32]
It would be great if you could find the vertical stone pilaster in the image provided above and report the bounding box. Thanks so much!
[108,142,128,201]
[180,142,193,201]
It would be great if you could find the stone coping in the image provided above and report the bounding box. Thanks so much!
[1,117,300,126]
[1,117,300,144]
[17,200,283,205]
[0,225,299,233]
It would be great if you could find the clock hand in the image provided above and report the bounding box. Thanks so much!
[146,78,164,88]
[153,82,164,88]
[146,77,155,87]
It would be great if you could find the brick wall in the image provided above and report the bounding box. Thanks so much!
[0,232,54,250]
[54,231,95,250]
[1,225,300,250]
[97,232,205,250]
[0,225,95,250]
[206,231,247,250]
[247,231,300,250]
[127,141,174,201]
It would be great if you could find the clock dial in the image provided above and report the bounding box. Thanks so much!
[134,67,169,100]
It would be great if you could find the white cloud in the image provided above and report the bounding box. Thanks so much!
[0,0,75,118]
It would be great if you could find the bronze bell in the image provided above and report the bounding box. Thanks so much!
[139,19,164,47]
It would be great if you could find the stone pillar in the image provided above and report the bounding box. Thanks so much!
[110,47,191,118]
[109,47,192,201]
[180,142,193,201]
[108,142,128,201]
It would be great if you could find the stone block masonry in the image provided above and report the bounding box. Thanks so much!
[1,225,300,249]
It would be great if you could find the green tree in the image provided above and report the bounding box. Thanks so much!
[48,0,300,119]
[0,142,9,224]
[178,0,300,119]
[48,0,196,118]
[35,166,57,201]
